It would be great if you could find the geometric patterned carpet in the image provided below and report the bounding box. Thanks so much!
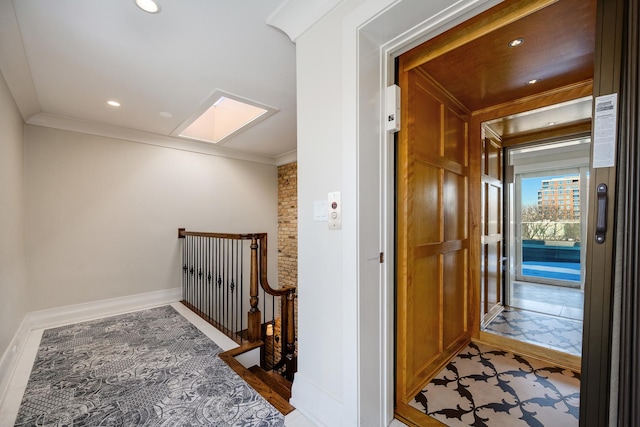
[13,305,284,427]
[484,309,583,356]
[410,342,580,427]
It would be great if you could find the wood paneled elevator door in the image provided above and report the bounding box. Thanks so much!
[396,63,471,405]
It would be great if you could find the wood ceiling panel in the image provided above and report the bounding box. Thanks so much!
[416,0,596,112]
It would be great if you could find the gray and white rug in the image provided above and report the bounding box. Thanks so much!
[14,305,284,427]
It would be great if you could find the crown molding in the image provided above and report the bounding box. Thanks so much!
[275,150,297,165]
[267,0,343,42]
[27,113,286,166]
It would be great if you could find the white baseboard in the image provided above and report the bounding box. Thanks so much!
[290,373,343,427]
[0,316,31,405]
[0,287,181,405]
[25,287,181,331]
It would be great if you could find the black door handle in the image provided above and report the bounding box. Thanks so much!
[595,183,608,244]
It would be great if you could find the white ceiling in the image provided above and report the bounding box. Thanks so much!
[0,0,318,161]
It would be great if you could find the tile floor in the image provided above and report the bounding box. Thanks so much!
[410,342,580,427]
[484,309,583,356]
[510,281,584,320]
[484,281,584,356]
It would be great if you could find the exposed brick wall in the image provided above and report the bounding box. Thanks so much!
[278,162,297,289]
[277,162,297,359]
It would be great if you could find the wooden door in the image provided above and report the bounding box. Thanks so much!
[396,64,471,405]
[481,130,504,326]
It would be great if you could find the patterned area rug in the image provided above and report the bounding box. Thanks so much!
[410,342,580,427]
[484,309,582,356]
[14,305,284,427]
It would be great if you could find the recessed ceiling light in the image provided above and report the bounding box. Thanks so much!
[547,121,557,126]
[107,100,121,107]
[159,111,173,118]
[135,0,161,14]
[528,79,538,85]
[508,38,524,48]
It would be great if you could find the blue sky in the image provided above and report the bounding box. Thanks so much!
[521,177,543,206]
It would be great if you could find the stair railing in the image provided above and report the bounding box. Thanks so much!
[178,228,297,379]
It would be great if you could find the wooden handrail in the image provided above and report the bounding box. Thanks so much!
[179,229,294,297]
[178,228,262,241]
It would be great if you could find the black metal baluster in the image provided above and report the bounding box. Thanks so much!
[182,235,186,302]
[188,235,194,306]
[195,236,199,313]
[197,236,200,313]
[192,235,196,308]
[224,238,229,333]
[207,237,211,322]
[234,239,239,336]
[214,237,218,324]
[186,235,190,305]
[230,240,235,334]
[221,238,226,331]
[202,236,206,318]
[210,237,214,323]
[198,237,204,313]
[216,238,221,325]
[192,235,196,310]
[238,241,245,340]
[230,239,234,335]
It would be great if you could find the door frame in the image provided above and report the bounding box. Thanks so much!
[512,166,589,290]
[345,0,619,424]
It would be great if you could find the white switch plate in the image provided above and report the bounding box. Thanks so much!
[328,191,341,230]
[314,200,328,221]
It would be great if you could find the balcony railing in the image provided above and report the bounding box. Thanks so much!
[178,229,296,380]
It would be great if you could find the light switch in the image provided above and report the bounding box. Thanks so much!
[328,191,341,230]
[314,200,328,221]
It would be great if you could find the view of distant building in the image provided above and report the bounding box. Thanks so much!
[537,176,581,221]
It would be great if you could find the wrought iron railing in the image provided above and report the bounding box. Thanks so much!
[178,229,296,379]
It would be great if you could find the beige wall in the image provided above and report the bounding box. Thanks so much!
[0,71,28,359]
[24,125,278,311]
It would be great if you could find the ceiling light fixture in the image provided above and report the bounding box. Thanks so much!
[508,38,524,47]
[135,0,161,14]
[107,100,121,107]
[528,79,538,85]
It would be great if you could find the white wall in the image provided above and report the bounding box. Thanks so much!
[0,72,28,369]
[24,125,278,311]
[294,2,347,424]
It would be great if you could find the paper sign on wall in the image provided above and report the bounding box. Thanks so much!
[592,93,618,168]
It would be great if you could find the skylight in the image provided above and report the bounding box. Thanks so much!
[176,91,278,145]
